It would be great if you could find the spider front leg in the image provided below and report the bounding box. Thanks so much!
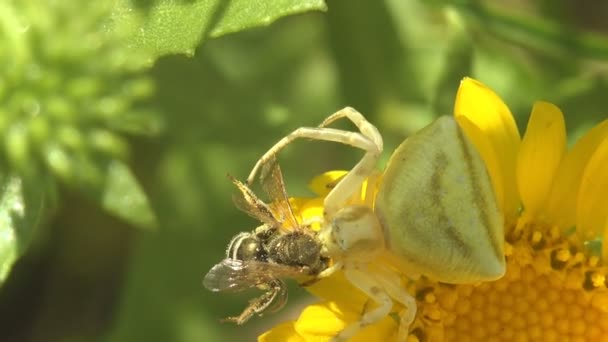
[375,265,417,340]
[318,108,383,217]
[330,267,394,342]
[246,107,383,217]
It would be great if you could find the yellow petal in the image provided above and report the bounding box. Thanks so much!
[289,197,311,218]
[545,119,608,229]
[455,115,505,219]
[517,102,566,218]
[258,321,305,342]
[288,197,318,231]
[294,302,398,342]
[577,135,608,240]
[294,302,350,339]
[305,272,368,312]
[308,171,348,196]
[454,77,521,219]
[294,197,325,231]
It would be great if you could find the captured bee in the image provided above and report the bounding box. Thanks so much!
[203,158,328,324]
[232,157,327,274]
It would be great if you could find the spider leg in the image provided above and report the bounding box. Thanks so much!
[330,266,393,342]
[246,107,383,217]
[246,127,374,186]
[316,107,383,216]
[316,260,343,279]
[319,107,383,152]
[375,266,417,340]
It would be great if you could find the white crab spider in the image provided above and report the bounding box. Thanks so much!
[247,107,505,341]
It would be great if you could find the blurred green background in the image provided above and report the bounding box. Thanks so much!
[1,0,607,341]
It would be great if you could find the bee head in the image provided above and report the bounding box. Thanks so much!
[226,232,268,262]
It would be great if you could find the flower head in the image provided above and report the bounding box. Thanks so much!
[260,78,608,341]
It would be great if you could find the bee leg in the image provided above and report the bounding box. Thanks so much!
[221,306,257,325]
[331,267,393,342]
[221,283,281,325]
[264,279,288,313]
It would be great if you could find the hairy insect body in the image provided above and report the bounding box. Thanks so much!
[267,231,324,270]
[204,162,328,324]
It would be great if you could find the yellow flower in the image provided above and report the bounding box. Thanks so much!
[259,78,608,341]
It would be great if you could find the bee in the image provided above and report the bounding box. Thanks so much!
[203,158,328,324]
[245,107,505,341]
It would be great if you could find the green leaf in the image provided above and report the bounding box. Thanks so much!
[102,161,157,230]
[111,0,327,61]
[0,174,44,284]
[441,0,608,60]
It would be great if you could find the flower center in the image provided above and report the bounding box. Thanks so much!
[408,219,608,341]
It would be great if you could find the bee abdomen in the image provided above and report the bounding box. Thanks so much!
[268,233,322,267]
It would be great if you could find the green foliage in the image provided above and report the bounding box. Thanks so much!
[1,0,607,341]
[0,174,44,283]
[111,0,327,60]
[0,1,159,235]
[102,161,158,229]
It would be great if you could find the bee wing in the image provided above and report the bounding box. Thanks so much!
[259,158,299,231]
[229,175,278,227]
[203,258,259,292]
[203,258,306,293]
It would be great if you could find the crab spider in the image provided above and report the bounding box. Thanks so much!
[246,107,505,341]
